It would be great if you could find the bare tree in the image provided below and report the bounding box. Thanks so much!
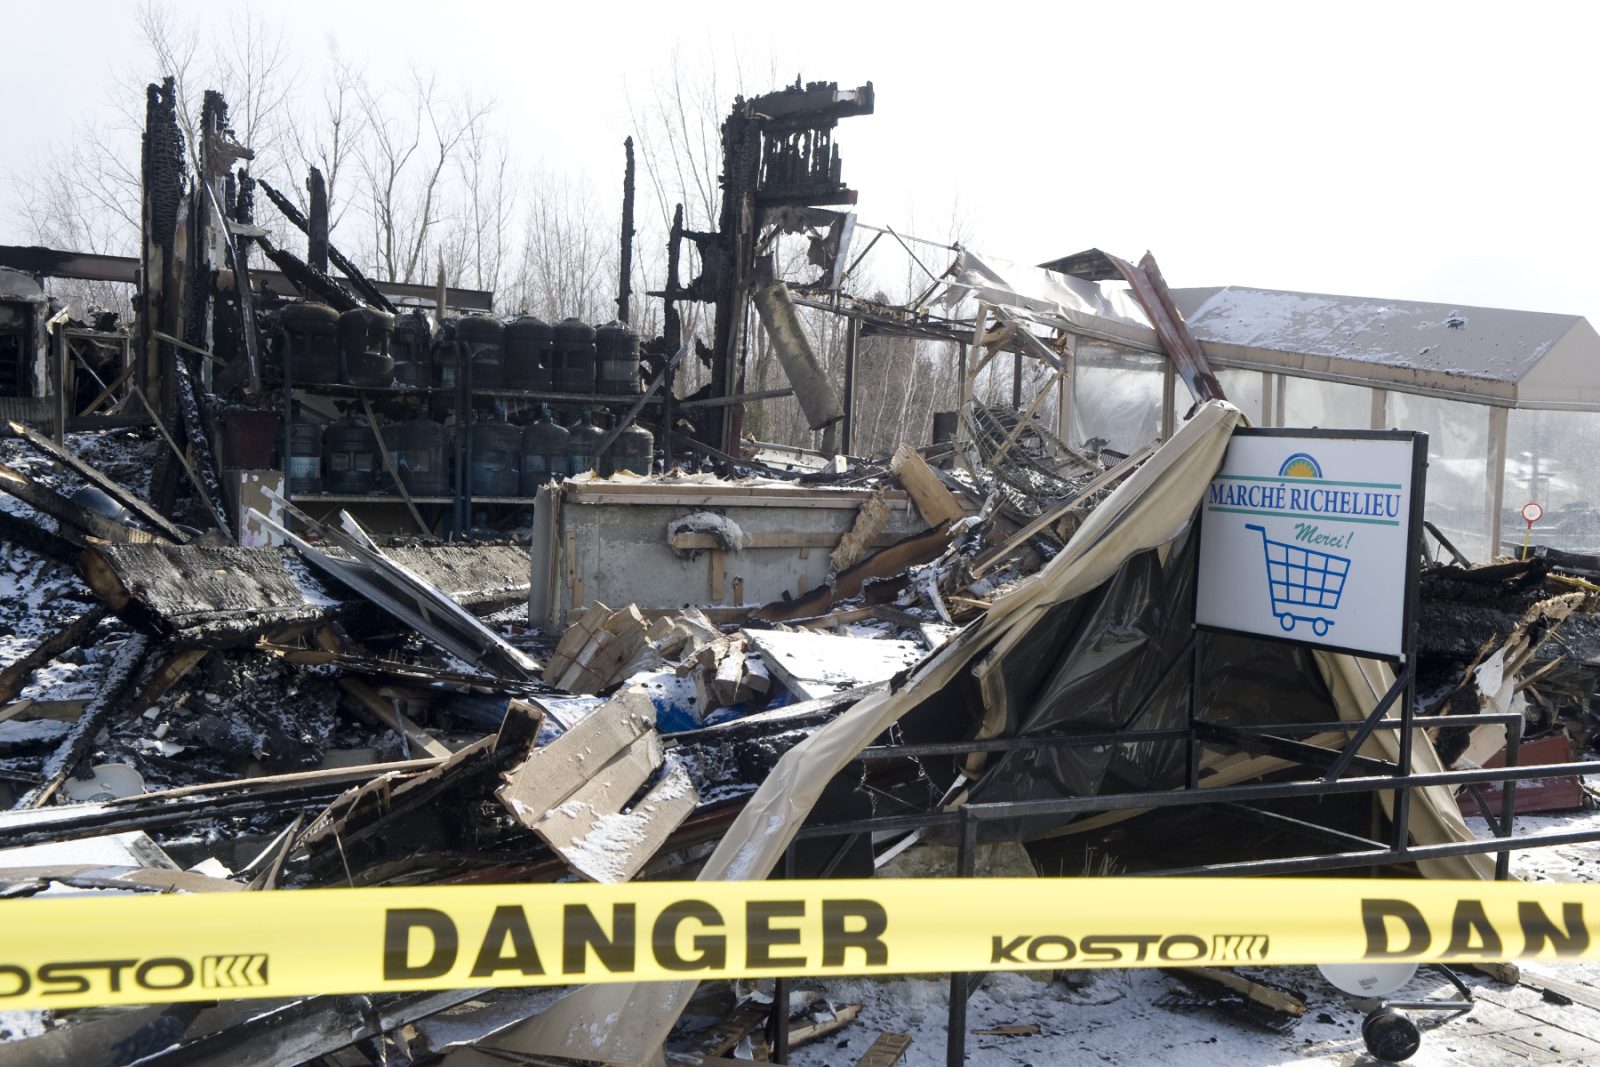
[353,72,494,284]
[500,171,611,323]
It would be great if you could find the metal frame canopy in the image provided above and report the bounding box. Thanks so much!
[1169,286,1600,412]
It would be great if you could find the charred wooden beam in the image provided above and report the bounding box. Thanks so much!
[306,167,329,273]
[618,136,635,322]
[256,180,397,314]
[7,419,189,542]
[255,236,360,312]
[0,605,108,704]
[16,633,151,808]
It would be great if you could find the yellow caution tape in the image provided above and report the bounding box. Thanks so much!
[1,877,1596,1009]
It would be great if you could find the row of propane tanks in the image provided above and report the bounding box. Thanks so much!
[286,403,653,499]
[275,303,643,395]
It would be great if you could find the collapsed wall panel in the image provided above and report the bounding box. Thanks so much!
[528,479,925,631]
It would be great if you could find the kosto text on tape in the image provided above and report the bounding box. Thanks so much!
[1,878,1596,1010]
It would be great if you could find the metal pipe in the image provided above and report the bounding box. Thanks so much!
[946,809,976,1067]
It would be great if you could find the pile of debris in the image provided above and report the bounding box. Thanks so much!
[3,392,1597,1064]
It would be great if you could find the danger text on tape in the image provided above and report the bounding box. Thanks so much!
[0,878,1595,1010]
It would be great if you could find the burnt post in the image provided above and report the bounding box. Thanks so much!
[617,137,635,324]
[307,167,330,274]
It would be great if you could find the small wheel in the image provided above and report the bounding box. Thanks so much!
[1312,619,1330,637]
[1279,614,1295,632]
[1362,1006,1421,1062]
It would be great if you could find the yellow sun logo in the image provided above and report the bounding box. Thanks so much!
[1279,453,1323,479]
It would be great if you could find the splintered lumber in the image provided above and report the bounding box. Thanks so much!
[0,605,108,704]
[854,1032,913,1067]
[890,443,968,527]
[831,492,892,572]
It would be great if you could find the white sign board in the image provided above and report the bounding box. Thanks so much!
[1195,430,1423,659]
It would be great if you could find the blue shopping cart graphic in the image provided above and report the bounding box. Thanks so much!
[1244,523,1351,637]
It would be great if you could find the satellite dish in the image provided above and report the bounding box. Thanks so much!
[1317,961,1418,998]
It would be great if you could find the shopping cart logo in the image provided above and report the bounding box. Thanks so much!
[1246,523,1350,637]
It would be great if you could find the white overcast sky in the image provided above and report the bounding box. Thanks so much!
[5,0,1599,322]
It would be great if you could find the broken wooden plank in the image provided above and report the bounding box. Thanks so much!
[0,604,108,704]
[126,647,207,718]
[553,758,698,883]
[973,1024,1040,1037]
[681,998,772,1059]
[752,520,953,623]
[527,730,664,877]
[891,443,967,527]
[1166,967,1306,1031]
[496,688,654,827]
[853,1032,913,1067]
[789,1003,863,1048]
[339,677,452,759]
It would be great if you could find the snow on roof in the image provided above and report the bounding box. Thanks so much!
[945,253,1600,410]
[1169,285,1600,411]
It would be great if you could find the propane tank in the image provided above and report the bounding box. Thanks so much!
[287,404,324,494]
[552,317,597,394]
[610,419,654,476]
[322,411,380,494]
[455,315,506,389]
[520,405,569,493]
[468,408,522,497]
[594,320,641,395]
[382,408,450,496]
[279,302,341,385]
[339,307,396,386]
[391,312,433,388]
[504,315,554,391]
[565,408,605,475]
